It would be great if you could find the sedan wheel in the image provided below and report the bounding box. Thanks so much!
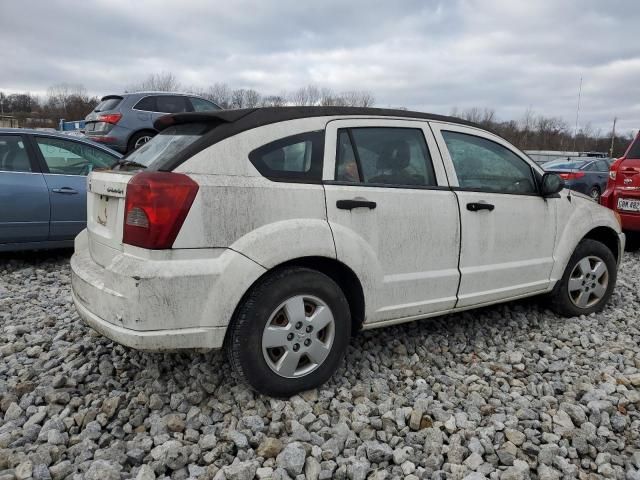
[589,187,601,202]
[567,256,608,308]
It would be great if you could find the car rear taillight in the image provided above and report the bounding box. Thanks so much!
[558,171,585,180]
[98,113,122,124]
[123,172,199,249]
[608,158,623,182]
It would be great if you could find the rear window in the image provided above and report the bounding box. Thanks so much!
[627,135,640,159]
[122,122,212,169]
[94,97,122,112]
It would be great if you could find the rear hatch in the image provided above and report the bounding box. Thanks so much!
[85,95,123,135]
[85,119,220,266]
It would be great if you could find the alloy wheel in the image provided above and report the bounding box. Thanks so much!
[262,295,335,378]
[134,135,152,149]
[568,255,609,308]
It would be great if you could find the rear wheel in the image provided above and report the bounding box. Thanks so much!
[127,131,155,152]
[226,267,351,397]
[548,239,616,316]
[589,186,601,202]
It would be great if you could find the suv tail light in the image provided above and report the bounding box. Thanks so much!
[123,172,199,249]
[98,113,122,124]
[608,158,623,181]
[558,171,585,180]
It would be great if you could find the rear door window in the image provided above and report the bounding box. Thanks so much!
[35,137,117,175]
[156,96,191,113]
[133,96,157,112]
[249,131,324,182]
[0,135,33,172]
[335,127,436,186]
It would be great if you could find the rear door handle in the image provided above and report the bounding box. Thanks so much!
[336,199,377,210]
[467,202,494,212]
[52,187,78,195]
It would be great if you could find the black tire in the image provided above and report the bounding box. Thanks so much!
[589,186,601,202]
[226,267,351,397]
[548,239,617,317]
[127,130,156,153]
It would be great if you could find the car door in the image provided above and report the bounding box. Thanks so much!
[323,119,460,324]
[32,135,118,240]
[0,134,50,244]
[430,122,557,308]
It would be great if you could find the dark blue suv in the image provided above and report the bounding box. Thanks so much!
[84,92,221,153]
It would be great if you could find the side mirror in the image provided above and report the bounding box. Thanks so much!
[541,172,565,197]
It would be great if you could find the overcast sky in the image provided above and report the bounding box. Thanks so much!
[1,0,638,135]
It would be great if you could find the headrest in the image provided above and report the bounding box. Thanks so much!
[377,140,410,170]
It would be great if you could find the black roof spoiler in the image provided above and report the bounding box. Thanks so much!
[154,109,257,131]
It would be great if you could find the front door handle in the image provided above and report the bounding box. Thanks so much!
[336,199,377,210]
[467,202,494,212]
[52,187,78,195]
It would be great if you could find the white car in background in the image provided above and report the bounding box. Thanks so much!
[71,107,624,396]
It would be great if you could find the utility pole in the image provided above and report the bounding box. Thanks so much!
[573,76,583,152]
[609,117,617,158]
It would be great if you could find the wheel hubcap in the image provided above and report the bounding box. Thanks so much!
[262,295,335,378]
[134,136,152,149]
[568,255,609,308]
[590,189,600,201]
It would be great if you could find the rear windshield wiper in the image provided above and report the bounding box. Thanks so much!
[111,159,148,170]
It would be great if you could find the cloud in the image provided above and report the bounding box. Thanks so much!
[0,0,638,133]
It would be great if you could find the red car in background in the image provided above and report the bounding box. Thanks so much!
[601,132,640,247]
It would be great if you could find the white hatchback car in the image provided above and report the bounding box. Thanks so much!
[71,107,624,396]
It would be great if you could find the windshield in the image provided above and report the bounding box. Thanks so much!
[122,122,212,169]
[544,160,586,170]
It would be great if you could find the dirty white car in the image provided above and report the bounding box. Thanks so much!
[71,107,624,396]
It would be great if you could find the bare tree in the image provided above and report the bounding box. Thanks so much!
[205,83,232,109]
[261,95,287,107]
[244,89,262,108]
[128,72,181,92]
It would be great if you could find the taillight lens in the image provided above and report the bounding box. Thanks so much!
[608,158,623,181]
[98,113,122,124]
[558,171,585,180]
[123,172,198,249]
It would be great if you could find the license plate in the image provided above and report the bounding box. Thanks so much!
[617,198,640,212]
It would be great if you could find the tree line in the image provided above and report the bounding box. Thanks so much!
[0,72,633,156]
[450,107,633,157]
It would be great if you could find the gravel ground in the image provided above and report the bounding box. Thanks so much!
[1,249,639,480]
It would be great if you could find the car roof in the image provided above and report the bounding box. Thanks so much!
[103,91,201,100]
[151,106,482,171]
[0,128,122,157]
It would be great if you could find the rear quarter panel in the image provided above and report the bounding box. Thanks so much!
[173,117,337,266]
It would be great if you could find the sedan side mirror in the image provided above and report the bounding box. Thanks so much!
[541,172,565,197]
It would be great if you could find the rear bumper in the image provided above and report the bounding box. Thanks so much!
[619,211,640,232]
[71,230,265,351]
[72,292,227,350]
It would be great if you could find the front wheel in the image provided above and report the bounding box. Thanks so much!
[548,239,617,317]
[589,186,601,202]
[226,267,351,397]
